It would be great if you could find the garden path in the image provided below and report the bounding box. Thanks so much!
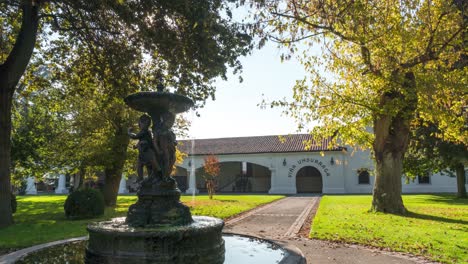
[224,195,436,264]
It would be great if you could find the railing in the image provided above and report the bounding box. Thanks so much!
[196,174,253,193]
[217,174,252,193]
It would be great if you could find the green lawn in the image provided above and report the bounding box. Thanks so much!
[0,194,283,251]
[310,195,468,264]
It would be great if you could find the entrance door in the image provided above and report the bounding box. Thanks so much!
[296,166,322,193]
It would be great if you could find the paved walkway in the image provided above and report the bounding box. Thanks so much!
[224,196,434,264]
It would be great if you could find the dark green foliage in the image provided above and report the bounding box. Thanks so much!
[64,189,105,220]
[404,121,467,197]
[404,122,467,176]
[16,180,26,195]
[11,194,17,214]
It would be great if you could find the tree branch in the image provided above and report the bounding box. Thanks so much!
[360,44,381,76]
[271,11,358,44]
[401,27,464,68]
[39,13,120,35]
[0,1,40,91]
[269,32,324,43]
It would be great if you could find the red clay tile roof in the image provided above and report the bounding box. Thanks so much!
[178,134,344,155]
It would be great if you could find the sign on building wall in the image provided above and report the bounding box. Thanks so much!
[288,158,331,177]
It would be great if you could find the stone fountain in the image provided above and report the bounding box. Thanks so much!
[0,79,305,264]
[85,81,225,264]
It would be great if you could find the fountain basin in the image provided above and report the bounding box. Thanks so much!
[86,216,224,264]
[124,91,194,114]
[7,234,306,264]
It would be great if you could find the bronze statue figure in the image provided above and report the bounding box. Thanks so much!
[128,114,160,182]
[153,111,177,181]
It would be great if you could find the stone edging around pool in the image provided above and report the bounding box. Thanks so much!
[0,233,306,264]
[0,236,87,264]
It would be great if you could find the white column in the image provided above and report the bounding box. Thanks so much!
[268,168,276,194]
[186,160,199,194]
[55,174,68,194]
[118,176,128,194]
[25,177,37,195]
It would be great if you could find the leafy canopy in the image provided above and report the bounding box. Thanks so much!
[1,0,253,107]
[252,0,467,147]
[2,0,254,181]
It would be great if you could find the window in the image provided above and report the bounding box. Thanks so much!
[418,173,431,184]
[358,170,370,184]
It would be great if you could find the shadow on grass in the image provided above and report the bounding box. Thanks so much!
[404,211,468,225]
[422,195,468,205]
[214,199,238,203]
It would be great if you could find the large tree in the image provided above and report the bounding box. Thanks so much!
[0,0,251,227]
[42,39,139,206]
[253,0,467,213]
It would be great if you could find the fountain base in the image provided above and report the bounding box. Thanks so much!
[85,216,225,264]
[126,177,193,227]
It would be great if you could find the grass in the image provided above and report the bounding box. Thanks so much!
[0,194,283,251]
[310,194,468,264]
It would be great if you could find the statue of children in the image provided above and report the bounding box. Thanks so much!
[128,114,160,181]
[153,111,177,180]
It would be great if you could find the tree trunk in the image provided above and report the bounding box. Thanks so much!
[71,166,84,192]
[102,168,122,206]
[206,180,214,200]
[371,149,406,214]
[455,163,467,198]
[0,90,13,228]
[75,165,86,190]
[0,3,39,228]
[101,125,130,206]
[371,72,417,214]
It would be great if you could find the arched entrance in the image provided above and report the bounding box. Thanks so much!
[243,163,271,192]
[195,161,271,193]
[195,161,242,193]
[296,166,322,193]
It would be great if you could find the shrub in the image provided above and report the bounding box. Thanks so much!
[64,188,105,219]
[11,194,17,214]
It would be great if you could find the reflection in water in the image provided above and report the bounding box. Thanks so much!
[17,235,285,264]
[224,235,285,264]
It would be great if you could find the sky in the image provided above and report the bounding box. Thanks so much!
[184,41,310,140]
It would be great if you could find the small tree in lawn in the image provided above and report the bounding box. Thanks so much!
[203,155,220,200]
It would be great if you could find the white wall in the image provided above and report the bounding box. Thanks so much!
[180,149,465,195]
[181,151,347,194]
[273,151,347,194]
[402,172,459,193]
[340,147,464,194]
[343,147,375,194]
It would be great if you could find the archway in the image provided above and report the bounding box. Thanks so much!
[196,161,242,193]
[241,162,271,193]
[195,161,271,193]
[296,166,322,193]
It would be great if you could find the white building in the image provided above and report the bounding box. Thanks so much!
[174,134,464,194]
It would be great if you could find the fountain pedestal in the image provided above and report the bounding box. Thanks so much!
[126,177,192,227]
